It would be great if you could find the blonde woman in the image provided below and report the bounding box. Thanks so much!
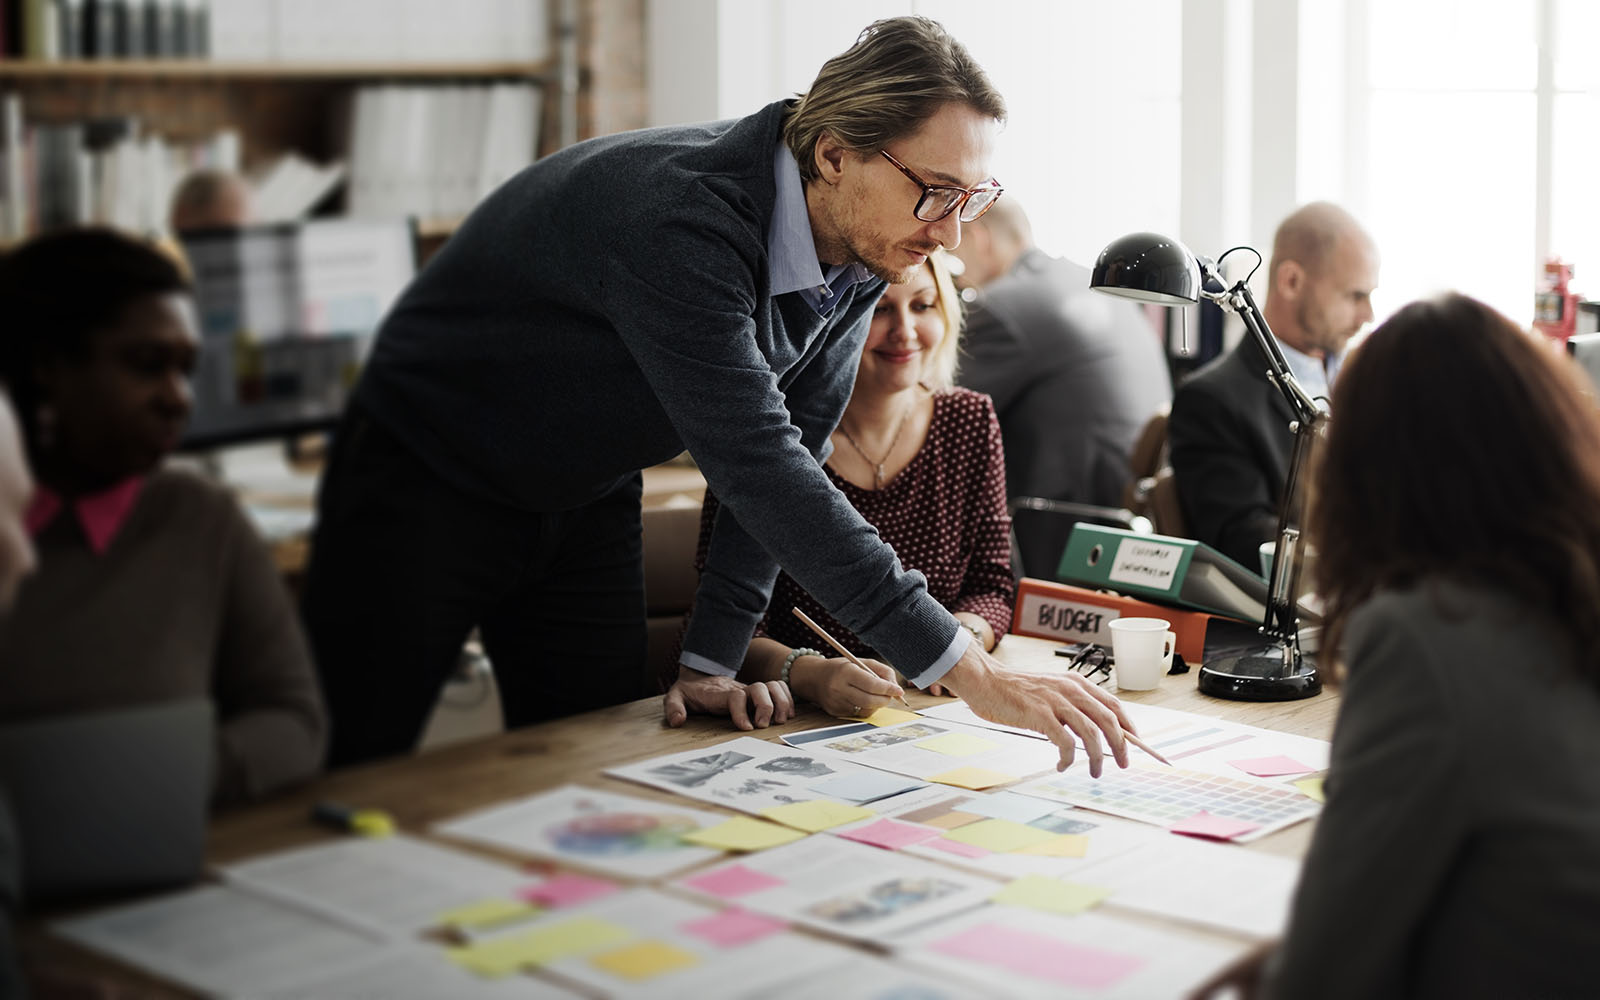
[679,250,1014,718]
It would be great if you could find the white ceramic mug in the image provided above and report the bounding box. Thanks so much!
[1108,617,1175,691]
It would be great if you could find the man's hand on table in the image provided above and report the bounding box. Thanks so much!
[938,642,1135,777]
[663,667,795,731]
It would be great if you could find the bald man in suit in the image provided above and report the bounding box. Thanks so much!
[1168,202,1379,566]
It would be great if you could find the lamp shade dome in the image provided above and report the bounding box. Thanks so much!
[1090,232,1202,305]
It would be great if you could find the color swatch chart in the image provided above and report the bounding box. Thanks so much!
[1017,764,1321,840]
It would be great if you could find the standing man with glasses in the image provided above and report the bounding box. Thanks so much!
[303,16,1139,776]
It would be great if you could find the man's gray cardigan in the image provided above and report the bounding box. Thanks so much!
[355,100,965,682]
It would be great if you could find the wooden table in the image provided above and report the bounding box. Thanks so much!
[27,635,1341,995]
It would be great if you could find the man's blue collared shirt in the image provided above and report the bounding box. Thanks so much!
[767,144,871,316]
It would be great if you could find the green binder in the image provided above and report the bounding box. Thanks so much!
[1055,524,1270,622]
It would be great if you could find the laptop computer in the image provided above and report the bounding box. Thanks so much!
[0,698,213,904]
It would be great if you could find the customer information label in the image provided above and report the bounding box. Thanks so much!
[1108,538,1184,592]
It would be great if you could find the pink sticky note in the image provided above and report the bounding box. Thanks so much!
[518,873,619,908]
[1170,811,1261,841]
[926,837,991,859]
[838,818,944,851]
[1228,754,1316,777]
[680,863,786,898]
[938,922,1145,989]
[681,908,788,947]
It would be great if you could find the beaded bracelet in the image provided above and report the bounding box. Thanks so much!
[780,647,824,686]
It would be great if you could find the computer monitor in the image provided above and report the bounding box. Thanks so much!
[177,218,417,450]
[1566,331,1600,398]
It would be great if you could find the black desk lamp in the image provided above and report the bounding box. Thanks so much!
[1089,233,1321,701]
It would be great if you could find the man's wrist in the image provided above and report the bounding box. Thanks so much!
[676,662,721,683]
[941,641,992,689]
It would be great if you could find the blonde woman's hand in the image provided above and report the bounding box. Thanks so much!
[790,654,905,718]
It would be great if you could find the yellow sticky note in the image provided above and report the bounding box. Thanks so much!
[760,800,876,833]
[447,916,632,978]
[1293,777,1325,803]
[941,818,1058,853]
[435,897,539,932]
[681,815,808,851]
[914,732,1001,756]
[928,767,1018,790]
[921,809,984,831]
[1014,833,1090,858]
[590,940,701,982]
[859,707,922,726]
[992,875,1112,915]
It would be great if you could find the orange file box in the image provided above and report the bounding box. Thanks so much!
[1009,578,1241,664]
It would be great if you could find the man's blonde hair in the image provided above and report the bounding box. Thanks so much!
[783,17,1006,184]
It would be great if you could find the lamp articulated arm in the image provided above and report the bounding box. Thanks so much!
[1091,232,1323,698]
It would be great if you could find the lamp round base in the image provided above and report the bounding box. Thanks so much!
[1197,646,1321,701]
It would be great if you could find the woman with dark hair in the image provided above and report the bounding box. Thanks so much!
[1195,292,1600,998]
[0,227,325,806]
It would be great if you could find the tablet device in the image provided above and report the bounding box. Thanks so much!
[0,698,213,904]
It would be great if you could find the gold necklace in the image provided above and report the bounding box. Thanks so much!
[837,400,913,489]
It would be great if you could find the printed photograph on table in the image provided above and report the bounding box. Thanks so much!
[807,876,968,926]
[673,837,995,942]
[650,750,758,787]
[432,785,732,879]
[820,723,947,754]
[608,737,923,813]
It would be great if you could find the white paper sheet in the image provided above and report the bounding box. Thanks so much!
[222,833,529,938]
[264,945,582,999]
[434,784,727,879]
[783,717,1063,783]
[920,699,1333,779]
[827,785,1167,879]
[898,906,1246,1000]
[54,884,387,997]
[755,951,1011,1000]
[1073,833,1300,938]
[468,887,844,1000]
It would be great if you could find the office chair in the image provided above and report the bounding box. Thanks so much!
[1147,467,1188,538]
[1122,407,1171,520]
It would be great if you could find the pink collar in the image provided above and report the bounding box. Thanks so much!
[25,477,146,556]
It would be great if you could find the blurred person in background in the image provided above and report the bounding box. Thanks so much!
[952,198,1171,508]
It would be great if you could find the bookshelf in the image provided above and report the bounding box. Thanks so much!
[0,0,654,238]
